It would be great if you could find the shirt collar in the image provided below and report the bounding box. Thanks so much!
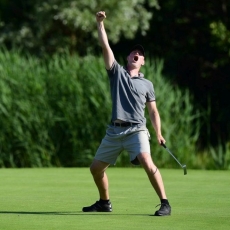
[125,67,144,78]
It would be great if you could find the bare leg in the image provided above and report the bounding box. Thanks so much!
[90,159,110,200]
[137,153,167,199]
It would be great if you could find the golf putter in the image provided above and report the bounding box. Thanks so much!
[161,142,187,175]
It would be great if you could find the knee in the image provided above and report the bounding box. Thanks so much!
[90,163,98,176]
[138,153,156,171]
[89,160,108,177]
[138,153,154,166]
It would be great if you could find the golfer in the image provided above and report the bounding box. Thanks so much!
[82,11,171,216]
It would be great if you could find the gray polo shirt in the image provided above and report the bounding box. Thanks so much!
[107,60,155,125]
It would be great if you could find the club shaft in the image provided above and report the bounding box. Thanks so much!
[161,142,184,168]
[165,147,184,168]
[161,142,187,175]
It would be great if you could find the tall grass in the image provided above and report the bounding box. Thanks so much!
[44,53,111,166]
[0,48,228,169]
[140,59,202,168]
[0,49,54,167]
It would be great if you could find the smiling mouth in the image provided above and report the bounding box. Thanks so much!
[134,56,139,62]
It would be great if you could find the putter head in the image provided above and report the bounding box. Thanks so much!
[183,165,187,175]
[161,142,187,175]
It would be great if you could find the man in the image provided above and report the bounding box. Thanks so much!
[82,11,171,216]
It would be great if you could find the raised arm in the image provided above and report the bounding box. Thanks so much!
[96,11,115,70]
[146,101,166,145]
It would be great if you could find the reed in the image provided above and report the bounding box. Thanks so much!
[0,49,228,169]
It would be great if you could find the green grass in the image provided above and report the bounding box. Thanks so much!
[0,168,229,230]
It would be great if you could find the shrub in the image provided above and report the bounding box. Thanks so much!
[0,49,228,169]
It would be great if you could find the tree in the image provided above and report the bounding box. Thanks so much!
[1,0,230,151]
[141,0,230,148]
[109,0,230,149]
[0,0,159,55]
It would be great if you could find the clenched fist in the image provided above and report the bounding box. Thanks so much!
[96,11,106,22]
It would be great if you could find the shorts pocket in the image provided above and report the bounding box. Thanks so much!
[146,130,151,140]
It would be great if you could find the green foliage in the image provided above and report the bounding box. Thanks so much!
[0,0,159,55]
[0,48,54,167]
[45,52,111,166]
[0,48,112,167]
[116,59,203,168]
[210,20,230,63]
[0,49,229,169]
[207,141,230,170]
[132,60,202,169]
[1,0,230,151]
[142,0,230,149]
[1,0,230,153]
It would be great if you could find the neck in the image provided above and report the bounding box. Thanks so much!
[127,66,140,77]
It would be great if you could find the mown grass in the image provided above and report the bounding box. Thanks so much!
[0,168,229,230]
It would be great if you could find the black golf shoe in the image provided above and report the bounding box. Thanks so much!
[154,203,171,216]
[82,201,112,212]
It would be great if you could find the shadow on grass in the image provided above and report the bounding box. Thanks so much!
[0,211,157,216]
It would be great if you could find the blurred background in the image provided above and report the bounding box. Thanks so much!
[0,0,229,169]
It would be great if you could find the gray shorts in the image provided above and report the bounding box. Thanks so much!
[95,124,151,165]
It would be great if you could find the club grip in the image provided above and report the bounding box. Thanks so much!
[161,141,166,148]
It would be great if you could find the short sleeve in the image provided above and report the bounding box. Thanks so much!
[146,82,155,102]
[106,60,120,78]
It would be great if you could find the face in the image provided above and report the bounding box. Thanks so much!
[127,49,145,68]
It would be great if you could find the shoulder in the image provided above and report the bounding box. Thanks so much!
[107,60,126,76]
[107,60,123,71]
[140,78,154,89]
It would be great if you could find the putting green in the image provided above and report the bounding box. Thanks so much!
[0,168,229,230]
